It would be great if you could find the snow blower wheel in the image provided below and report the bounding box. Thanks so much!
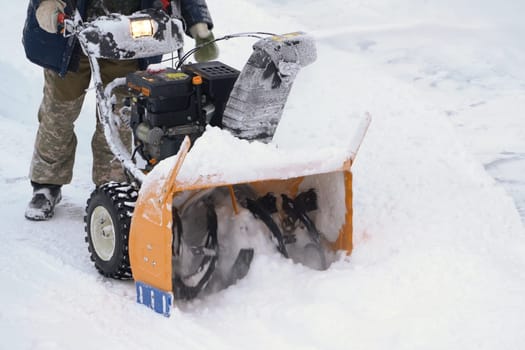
[85,182,137,279]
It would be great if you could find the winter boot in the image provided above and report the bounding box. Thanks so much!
[24,183,62,221]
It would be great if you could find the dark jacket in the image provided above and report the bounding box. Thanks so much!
[23,0,213,76]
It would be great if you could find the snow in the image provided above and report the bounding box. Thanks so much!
[79,11,185,60]
[173,123,365,185]
[2,1,525,349]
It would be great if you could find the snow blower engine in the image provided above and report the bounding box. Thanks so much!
[126,62,239,168]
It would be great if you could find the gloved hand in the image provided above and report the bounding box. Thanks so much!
[190,23,219,62]
[36,0,66,34]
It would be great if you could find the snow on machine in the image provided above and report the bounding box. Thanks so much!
[68,6,369,316]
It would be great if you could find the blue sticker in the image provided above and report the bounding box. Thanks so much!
[136,281,173,317]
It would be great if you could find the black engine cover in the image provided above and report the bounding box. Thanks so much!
[126,61,240,163]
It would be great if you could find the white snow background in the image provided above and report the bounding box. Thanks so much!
[1,0,525,349]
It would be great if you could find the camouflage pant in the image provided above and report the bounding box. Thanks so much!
[30,55,138,186]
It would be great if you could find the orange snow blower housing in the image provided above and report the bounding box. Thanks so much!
[129,113,369,314]
[129,142,357,292]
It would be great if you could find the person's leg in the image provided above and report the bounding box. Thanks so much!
[91,58,139,186]
[26,57,91,220]
[30,57,91,185]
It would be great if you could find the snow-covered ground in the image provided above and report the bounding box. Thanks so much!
[1,1,525,349]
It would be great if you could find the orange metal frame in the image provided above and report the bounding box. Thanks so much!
[129,139,355,296]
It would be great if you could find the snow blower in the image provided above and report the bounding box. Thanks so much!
[68,7,369,316]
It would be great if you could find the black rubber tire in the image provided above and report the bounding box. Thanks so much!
[84,182,137,279]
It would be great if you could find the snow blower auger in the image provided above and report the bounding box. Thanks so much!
[70,6,369,317]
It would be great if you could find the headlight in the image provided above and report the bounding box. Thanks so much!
[130,17,154,38]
